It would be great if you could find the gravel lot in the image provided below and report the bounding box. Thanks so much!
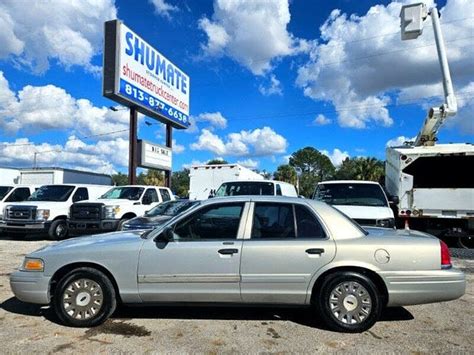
[0,235,473,354]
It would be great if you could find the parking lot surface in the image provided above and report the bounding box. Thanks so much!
[1,236,473,354]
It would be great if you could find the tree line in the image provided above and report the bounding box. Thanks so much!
[111,147,384,198]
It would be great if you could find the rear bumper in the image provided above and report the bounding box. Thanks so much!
[10,271,51,305]
[0,221,51,234]
[68,219,120,235]
[381,268,466,307]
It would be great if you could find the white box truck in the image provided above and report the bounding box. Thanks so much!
[0,167,20,184]
[189,164,263,200]
[18,167,112,185]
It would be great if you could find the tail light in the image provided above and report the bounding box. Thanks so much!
[440,240,452,269]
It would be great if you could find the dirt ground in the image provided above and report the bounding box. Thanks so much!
[1,236,473,354]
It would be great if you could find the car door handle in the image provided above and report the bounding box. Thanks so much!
[306,248,325,255]
[218,248,239,255]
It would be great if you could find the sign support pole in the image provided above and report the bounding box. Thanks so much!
[128,107,138,185]
[165,123,172,188]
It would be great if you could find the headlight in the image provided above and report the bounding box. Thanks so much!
[35,209,50,221]
[21,258,44,272]
[376,218,395,228]
[104,205,120,219]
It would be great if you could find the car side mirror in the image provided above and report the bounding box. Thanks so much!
[155,227,173,242]
[389,195,399,205]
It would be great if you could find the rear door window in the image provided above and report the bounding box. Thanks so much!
[251,203,296,239]
[295,204,326,239]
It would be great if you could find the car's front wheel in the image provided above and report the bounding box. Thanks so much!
[315,271,382,333]
[53,267,117,327]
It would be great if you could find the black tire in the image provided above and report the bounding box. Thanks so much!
[314,271,382,333]
[48,219,68,240]
[457,236,474,249]
[53,267,117,327]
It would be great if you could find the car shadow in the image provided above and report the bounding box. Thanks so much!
[0,297,414,331]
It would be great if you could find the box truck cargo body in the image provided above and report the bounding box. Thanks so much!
[189,164,263,200]
[18,168,112,186]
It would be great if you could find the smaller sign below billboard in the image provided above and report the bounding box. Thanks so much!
[137,140,172,171]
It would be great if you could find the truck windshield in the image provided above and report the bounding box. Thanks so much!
[0,186,13,200]
[28,185,75,202]
[100,187,144,201]
[314,183,388,207]
[145,200,199,217]
[215,182,274,196]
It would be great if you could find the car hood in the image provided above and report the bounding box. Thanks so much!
[126,215,172,226]
[3,201,64,209]
[332,205,393,219]
[30,230,146,256]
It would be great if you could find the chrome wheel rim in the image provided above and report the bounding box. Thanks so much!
[329,281,372,325]
[62,278,103,320]
[56,223,66,237]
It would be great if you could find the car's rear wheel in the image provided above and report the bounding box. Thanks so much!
[315,271,382,333]
[53,267,116,327]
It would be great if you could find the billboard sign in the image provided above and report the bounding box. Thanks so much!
[137,140,172,171]
[103,20,190,129]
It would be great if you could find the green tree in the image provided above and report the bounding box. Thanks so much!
[143,169,165,186]
[207,159,228,165]
[171,169,190,198]
[289,147,335,197]
[335,157,384,182]
[273,164,297,185]
[111,172,128,186]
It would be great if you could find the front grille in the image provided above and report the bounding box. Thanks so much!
[6,206,36,221]
[70,203,103,220]
[354,218,377,226]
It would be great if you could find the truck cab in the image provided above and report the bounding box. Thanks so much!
[313,180,395,228]
[0,184,110,239]
[214,180,298,198]
[0,185,40,221]
[68,185,175,236]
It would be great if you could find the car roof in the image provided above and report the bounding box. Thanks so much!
[319,180,380,185]
[200,195,325,207]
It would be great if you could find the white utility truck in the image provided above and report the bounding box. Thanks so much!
[0,184,110,239]
[189,164,263,200]
[68,185,175,236]
[385,3,473,248]
[0,185,40,221]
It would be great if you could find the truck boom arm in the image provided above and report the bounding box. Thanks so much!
[413,7,457,146]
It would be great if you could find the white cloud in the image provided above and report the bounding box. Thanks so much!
[321,148,349,167]
[0,71,129,138]
[190,126,287,157]
[149,0,178,19]
[313,114,331,126]
[386,136,416,147]
[197,112,227,129]
[259,75,283,96]
[236,159,259,169]
[199,0,309,75]
[0,136,129,174]
[296,0,474,131]
[0,0,117,74]
[172,139,185,154]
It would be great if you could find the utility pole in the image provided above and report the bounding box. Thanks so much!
[128,107,138,185]
[164,123,173,188]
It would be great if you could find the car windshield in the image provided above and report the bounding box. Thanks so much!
[314,183,388,207]
[215,182,274,196]
[100,187,144,201]
[28,185,75,202]
[145,200,199,217]
[0,186,13,200]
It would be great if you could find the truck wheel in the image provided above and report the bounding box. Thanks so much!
[457,236,474,249]
[53,267,116,327]
[314,271,382,333]
[48,220,68,240]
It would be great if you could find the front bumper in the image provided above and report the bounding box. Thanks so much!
[10,271,51,305]
[68,219,120,235]
[0,221,51,234]
[381,268,466,307]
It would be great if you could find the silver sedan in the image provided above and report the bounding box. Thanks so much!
[10,196,465,332]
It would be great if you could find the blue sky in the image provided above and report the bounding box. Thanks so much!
[0,0,472,174]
